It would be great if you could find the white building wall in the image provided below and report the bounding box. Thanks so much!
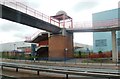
[0,41,31,52]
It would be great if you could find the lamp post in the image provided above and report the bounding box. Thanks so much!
[14,44,16,56]
[64,48,68,64]
[14,44,16,51]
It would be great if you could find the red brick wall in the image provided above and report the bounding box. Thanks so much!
[49,34,73,58]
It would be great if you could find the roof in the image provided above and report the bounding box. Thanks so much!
[51,14,72,21]
[25,33,48,43]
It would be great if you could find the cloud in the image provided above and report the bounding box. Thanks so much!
[13,31,36,40]
[73,0,99,12]
[13,33,26,39]
[0,19,38,33]
[0,19,27,32]
[25,0,42,9]
[0,19,41,42]
[0,23,22,32]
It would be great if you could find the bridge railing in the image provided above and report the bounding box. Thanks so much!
[73,21,93,29]
[71,18,119,30]
[25,30,41,41]
[93,18,118,28]
[0,0,95,29]
[0,0,119,30]
[0,0,51,25]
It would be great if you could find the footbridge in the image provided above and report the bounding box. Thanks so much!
[0,0,120,62]
[0,1,120,33]
[0,1,61,33]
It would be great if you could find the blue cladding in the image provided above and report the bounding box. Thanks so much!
[118,8,120,18]
[93,9,118,22]
[93,8,120,53]
[93,32,112,53]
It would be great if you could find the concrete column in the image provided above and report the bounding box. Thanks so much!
[62,28,67,36]
[112,31,118,62]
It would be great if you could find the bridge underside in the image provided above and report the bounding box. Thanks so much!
[0,4,61,34]
[67,27,120,32]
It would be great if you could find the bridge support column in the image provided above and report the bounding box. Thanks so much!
[112,31,118,62]
[49,29,73,60]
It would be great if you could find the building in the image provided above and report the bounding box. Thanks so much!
[0,41,34,55]
[74,43,93,53]
[93,8,120,57]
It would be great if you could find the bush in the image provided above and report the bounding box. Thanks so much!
[98,51,103,54]
[89,51,112,58]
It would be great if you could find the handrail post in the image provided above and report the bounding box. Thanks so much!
[66,74,68,79]
[16,67,18,72]
[1,65,3,70]
[26,6,27,13]
[37,71,39,75]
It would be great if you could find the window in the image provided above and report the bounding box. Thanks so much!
[95,39,107,47]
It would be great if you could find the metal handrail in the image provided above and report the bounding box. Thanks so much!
[0,0,119,31]
[0,0,50,24]
[0,0,118,29]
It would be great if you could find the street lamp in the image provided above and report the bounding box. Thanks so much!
[14,44,16,51]
[64,48,68,63]
[14,44,16,56]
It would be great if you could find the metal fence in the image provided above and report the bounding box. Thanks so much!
[1,57,120,67]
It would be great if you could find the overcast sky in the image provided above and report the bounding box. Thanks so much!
[0,0,119,45]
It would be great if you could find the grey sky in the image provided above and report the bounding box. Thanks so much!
[73,1,99,12]
[0,20,37,32]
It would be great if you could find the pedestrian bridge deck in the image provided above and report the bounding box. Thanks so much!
[0,1,120,33]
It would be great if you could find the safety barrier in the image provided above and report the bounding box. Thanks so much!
[0,62,120,79]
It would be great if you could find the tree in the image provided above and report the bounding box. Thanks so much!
[98,50,103,54]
